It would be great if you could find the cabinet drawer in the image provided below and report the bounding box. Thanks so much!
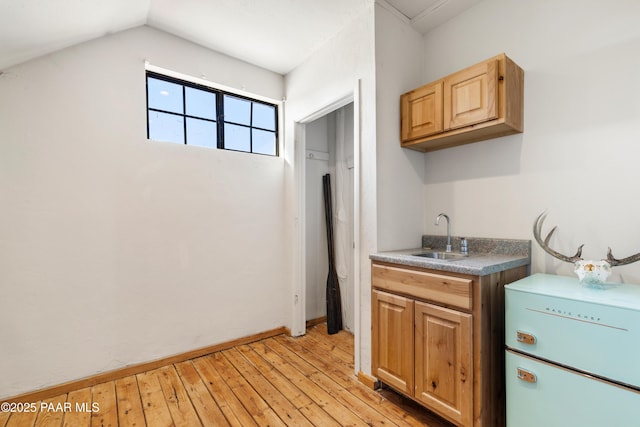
[372,263,472,310]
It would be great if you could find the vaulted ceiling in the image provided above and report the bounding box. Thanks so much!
[0,0,482,75]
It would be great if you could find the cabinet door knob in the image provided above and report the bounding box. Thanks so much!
[516,330,536,345]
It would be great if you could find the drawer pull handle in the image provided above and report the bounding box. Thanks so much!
[517,368,537,383]
[516,330,536,345]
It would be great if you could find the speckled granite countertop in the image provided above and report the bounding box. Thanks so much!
[370,236,531,276]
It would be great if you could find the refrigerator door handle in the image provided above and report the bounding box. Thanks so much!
[517,367,537,383]
[516,330,537,345]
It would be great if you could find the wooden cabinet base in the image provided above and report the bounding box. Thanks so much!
[372,261,528,427]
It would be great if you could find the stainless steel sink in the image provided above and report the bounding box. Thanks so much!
[413,251,469,260]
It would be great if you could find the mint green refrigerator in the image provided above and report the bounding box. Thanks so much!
[505,274,640,426]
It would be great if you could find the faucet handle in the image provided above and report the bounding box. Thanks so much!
[460,238,469,255]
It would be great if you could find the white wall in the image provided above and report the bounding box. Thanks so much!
[374,2,426,251]
[420,0,640,283]
[0,26,286,399]
[284,4,376,374]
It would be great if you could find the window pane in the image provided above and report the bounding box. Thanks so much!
[148,77,183,114]
[224,95,251,125]
[224,123,250,152]
[187,118,217,148]
[146,72,279,156]
[252,129,276,155]
[253,103,276,131]
[148,111,184,144]
[186,87,216,120]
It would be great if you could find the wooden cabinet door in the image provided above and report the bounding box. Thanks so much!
[372,290,414,395]
[415,301,473,427]
[444,59,498,131]
[401,80,443,142]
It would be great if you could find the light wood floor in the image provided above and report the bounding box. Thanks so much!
[0,324,453,426]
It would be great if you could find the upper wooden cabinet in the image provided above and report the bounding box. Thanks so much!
[444,59,498,131]
[400,53,523,152]
[401,80,443,141]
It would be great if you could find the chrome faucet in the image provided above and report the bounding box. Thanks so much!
[435,213,452,252]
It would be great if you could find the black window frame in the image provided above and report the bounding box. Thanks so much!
[146,71,279,156]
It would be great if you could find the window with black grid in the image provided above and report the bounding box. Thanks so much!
[146,71,278,156]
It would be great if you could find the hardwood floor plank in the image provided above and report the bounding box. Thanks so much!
[297,331,453,427]
[296,403,342,427]
[136,372,173,427]
[305,327,354,364]
[236,345,341,427]
[191,356,257,427]
[0,409,11,427]
[223,347,313,427]
[5,323,451,427]
[234,345,311,409]
[377,387,456,427]
[62,388,92,427]
[34,394,66,427]
[277,334,408,422]
[5,401,39,427]
[267,338,395,427]
[310,324,354,354]
[207,352,286,427]
[174,361,230,426]
[114,376,145,427]
[153,366,201,426]
[250,340,368,426]
[279,333,446,427]
[278,334,354,381]
[90,382,117,427]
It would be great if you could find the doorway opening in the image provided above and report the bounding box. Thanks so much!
[304,102,355,332]
[292,84,361,374]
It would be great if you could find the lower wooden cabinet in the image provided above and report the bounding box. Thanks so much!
[372,261,527,427]
[372,290,414,395]
[415,301,472,427]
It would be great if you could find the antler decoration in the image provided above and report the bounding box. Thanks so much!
[533,212,584,263]
[534,211,640,267]
[606,247,640,267]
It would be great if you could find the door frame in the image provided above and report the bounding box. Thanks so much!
[291,80,362,374]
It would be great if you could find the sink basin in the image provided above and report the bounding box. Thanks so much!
[413,251,469,260]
